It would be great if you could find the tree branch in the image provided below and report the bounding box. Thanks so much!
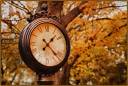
[10,71,17,84]
[1,19,20,33]
[70,54,80,67]
[62,54,80,84]
[18,1,30,13]
[104,23,127,39]
[119,23,127,29]
[97,5,127,10]
[93,17,127,21]
[5,1,31,14]
[2,17,27,22]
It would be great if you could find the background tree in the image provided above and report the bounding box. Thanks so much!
[1,1,127,85]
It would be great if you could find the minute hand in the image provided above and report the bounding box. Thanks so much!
[48,45,61,61]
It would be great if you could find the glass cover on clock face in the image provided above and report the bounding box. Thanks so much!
[30,23,67,66]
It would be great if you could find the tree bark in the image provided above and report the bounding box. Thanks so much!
[48,1,63,18]
[36,1,63,18]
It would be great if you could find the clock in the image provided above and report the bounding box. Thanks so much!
[19,18,70,74]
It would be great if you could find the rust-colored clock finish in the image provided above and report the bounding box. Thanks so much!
[19,18,70,74]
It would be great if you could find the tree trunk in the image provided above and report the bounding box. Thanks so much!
[36,1,67,85]
[35,1,81,85]
[36,1,63,18]
[48,1,63,18]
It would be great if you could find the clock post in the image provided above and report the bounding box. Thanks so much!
[37,68,64,85]
[37,74,55,85]
[19,1,85,85]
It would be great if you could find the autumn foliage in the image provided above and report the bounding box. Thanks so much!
[1,1,127,85]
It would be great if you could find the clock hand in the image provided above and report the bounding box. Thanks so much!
[42,35,56,46]
[42,38,61,61]
[48,45,61,61]
[42,35,56,51]
[42,39,48,51]
[42,46,46,51]
[42,39,47,44]
[49,35,56,43]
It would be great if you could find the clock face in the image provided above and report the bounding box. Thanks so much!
[30,23,67,66]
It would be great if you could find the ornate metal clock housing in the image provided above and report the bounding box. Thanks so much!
[19,18,70,74]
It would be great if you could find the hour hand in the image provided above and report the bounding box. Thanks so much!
[42,39,47,44]
[49,35,56,43]
[42,39,48,50]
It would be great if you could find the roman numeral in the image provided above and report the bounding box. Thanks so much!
[31,42,36,46]
[38,26,42,32]
[32,48,37,53]
[45,25,49,32]
[57,51,63,58]
[46,58,49,64]
[32,34,38,37]
[57,36,62,40]
[53,28,56,34]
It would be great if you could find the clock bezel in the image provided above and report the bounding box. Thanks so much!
[19,18,70,74]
